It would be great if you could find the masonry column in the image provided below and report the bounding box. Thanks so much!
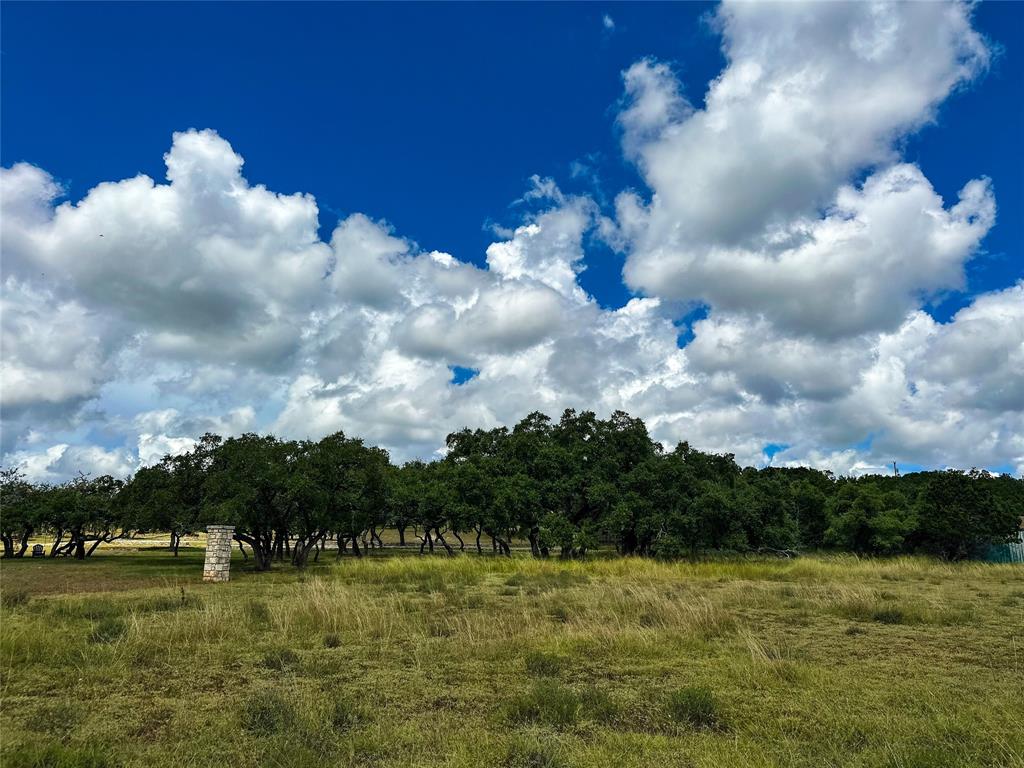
[203,525,235,582]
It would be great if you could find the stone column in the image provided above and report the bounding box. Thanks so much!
[203,525,235,582]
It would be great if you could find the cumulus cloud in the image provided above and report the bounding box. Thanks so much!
[617,0,993,337]
[7,443,137,483]
[2,129,331,371]
[1,1,1020,482]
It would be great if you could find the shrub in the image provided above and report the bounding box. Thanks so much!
[241,690,294,733]
[665,686,722,730]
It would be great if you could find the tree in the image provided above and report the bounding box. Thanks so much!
[42,474,128,559]
[203,434,288,571]
[0,468,39,558]
[825,482,914,555]
[912,470,1018,559]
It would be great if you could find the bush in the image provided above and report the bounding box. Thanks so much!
[89,617,126,644]
[665,686,722,730]
[241,689,294,733]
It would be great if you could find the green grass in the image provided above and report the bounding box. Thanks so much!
[1,548,1022,767]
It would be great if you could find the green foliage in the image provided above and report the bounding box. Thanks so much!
[825,482,916,554]
[6,412,1021,570]
[913,469,1019,559]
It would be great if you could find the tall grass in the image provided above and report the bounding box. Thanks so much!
[1,551,1021,768]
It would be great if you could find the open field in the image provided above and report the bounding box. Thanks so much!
[1,549,1022,768]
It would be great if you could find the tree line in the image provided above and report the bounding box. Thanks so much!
[2,410,1021,565]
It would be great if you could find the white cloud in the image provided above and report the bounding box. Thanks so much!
[1,1,1020,483]
[8,443,136,483]
[617,1,993,338]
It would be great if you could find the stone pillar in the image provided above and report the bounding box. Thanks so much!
[203,525,235,582]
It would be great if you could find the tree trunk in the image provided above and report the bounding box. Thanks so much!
[434,528,454,556]
[291,532,323,568]
[16,528,32,557]
[528,527,541,558]
[237,532,272,571]
[475,526,483,555]
[86,537,105,557]
[351,536,362,558]
[451,529,465,551]
[397,524,407,547]
[49,529,65,557]
[1,534,12,559]
[253,545,272,571]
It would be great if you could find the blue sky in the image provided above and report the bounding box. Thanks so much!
[5,1,1019,312]
[1,1,1022,479]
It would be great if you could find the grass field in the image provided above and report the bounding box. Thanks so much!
[1,547,1022,768]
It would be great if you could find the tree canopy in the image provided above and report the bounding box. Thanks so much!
[2,411,1020,565]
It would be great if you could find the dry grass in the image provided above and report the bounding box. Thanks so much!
[1,549,1022,767]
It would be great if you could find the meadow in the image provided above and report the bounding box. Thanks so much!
[1,548,1022,768]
